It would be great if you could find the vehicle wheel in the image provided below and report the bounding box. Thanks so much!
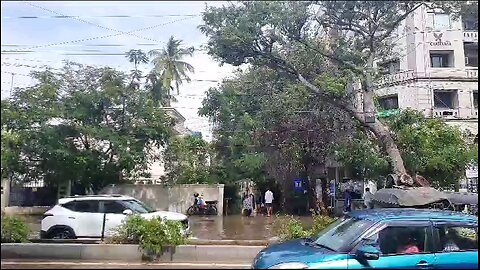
[186,206,196,216]
[49,228,75,239]
[208,206,218,215]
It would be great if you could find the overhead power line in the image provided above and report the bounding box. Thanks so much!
[23,1,170,44]
[2,14,200,19]
[1,15,200,54]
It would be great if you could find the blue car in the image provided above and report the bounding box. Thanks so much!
[252,209,478,269]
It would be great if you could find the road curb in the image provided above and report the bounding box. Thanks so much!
[1,243,264,263]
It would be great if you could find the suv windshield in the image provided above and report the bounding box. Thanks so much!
[119,199,156,214]
[313,217,373,251]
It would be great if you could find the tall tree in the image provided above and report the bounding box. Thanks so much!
[148,36,195,106]
[199,1,472,186]
[2,63,172,192]
[163,135,211,185]
[125,49,149,90]
[200,66,355,212]
[125,49,149,71]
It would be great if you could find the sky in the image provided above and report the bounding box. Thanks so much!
[1,1,237,141]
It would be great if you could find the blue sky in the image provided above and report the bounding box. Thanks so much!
[1,1,236,140]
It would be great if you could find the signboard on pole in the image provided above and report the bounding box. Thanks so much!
[293,178,304,192]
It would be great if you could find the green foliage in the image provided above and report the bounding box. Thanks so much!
[107,215,145,244]
[388,110,477,189]
[107,215,186,259]
[272,215,309,241]
[333,131,391,181]
[2,62,172,192]
[1,215,30,243]
[309,214,336,237]
[164,135,211,184]
[148,36,195,105]
[272,214,336,241]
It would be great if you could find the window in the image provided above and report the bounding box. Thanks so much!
[463,16,478,31]
[430,51,454,68]
[378,95,399,110]
[434,90,458,109]
[433,14,451,31]
[312,217,373,252]
[474,91,478,109]
[62,200,99,213]
[363,226,432,255]
[118,199,155,214]
[434,225,478,252]
[101,200,126,214]
[464,43,478,67]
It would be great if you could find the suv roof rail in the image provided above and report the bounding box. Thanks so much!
[64,194,126,198]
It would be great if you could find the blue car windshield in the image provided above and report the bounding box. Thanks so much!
[313,217,373,251]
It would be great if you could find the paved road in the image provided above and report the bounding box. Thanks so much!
[0,260,251,269]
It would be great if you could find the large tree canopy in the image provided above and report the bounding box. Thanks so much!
[1,62,172,192]
[200,65,356,210]
[163,135,211,185]
[199,1,475,186]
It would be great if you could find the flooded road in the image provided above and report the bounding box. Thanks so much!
[24,214,313,240]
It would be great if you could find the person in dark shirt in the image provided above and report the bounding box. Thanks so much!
[344,186,352,213]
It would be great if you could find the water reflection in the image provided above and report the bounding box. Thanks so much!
[189,215,313,240]
[24,214,313,240]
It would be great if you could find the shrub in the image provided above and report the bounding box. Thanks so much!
[306,214,336,237]
[106,215,145,244]
[272,215,309,241]
[1,215,30,243]
[107,215,187,260]
[272,214,336,241]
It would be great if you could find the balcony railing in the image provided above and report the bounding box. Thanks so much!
[432,108,460,119]
[376,68,478,87]
[375,70,416,87]
[464,31,478,43]
[466,68,478,78]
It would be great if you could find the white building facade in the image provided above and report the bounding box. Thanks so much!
[374,5,478,191]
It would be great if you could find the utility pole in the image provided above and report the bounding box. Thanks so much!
[9,73,14,99]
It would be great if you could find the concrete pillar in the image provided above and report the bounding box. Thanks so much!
[1,178,11,212]
[217,184,224,216]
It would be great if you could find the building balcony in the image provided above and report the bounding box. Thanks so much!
[374,70,416,87]
[431,108,460,119]
[466,68,478,79]
[464,31,478,43]
[375,67,478,88]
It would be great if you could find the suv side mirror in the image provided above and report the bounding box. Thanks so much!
[356,244,380,261]
[122,209,133,215]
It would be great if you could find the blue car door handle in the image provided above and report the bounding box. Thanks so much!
[416,261,432,268]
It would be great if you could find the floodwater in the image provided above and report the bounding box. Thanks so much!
[24,214,314,240]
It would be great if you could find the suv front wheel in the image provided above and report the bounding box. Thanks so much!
[48,227,76,239]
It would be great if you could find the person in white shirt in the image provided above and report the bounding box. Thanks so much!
[264,189,274,217]
[363,188,373,209]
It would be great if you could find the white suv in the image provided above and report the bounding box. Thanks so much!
[40,195,190,239]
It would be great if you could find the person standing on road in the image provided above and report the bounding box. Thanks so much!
[265,189,274,217]
[343,186,352,213]
[243,192,254,217]
[363,188,374,209]
[255,190,263,215]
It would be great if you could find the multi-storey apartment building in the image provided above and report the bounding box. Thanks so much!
[374,4,478,191]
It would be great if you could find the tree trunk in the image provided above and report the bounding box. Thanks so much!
[362,55,408,177]
[297,73,408,180]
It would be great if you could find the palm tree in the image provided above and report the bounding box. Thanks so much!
[125,49,149,90]
[148,36,195,106]
[125,49,149,71]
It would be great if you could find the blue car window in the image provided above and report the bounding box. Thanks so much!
[313,217,373,251]
[434,225,478,252]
